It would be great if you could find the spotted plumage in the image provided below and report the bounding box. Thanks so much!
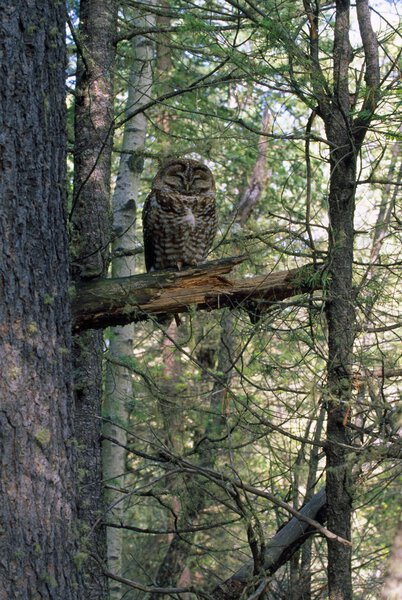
[142,159,217,272]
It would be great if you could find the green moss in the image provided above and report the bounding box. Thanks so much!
[35,428,51,448]
[9,366,21,380]
[26,322,38,335]
[41,573,57,588]
[73,551,89,569]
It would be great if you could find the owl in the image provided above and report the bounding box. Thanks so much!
[142,159,217,273]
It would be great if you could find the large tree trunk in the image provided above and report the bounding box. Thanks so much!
[0,2,82,597]
[70,0,117,597]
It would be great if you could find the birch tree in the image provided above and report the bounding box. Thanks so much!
[103,5,155,597]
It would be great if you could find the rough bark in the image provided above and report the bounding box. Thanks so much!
[71,259,323,331]
[0,2,82,597]
[304,0,381,596]
[103,7,154,597]
[70,0,117,280]
[70,1,117,598]
[324,122,355,600]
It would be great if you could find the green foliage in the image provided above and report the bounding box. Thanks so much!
[100,1,402,597]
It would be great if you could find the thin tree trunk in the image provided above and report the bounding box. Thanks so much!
[234,105,271,226]
[154,0,173,138]
[298,405,326,600]
[70,1,117,597]
[309,0,380,596]
[103,8,154,597]
[0,2,83,597]
[324,124,355,600]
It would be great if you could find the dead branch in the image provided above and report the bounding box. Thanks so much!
[71,257,323,332]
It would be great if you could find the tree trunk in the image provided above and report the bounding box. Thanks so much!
[0,2,83,597]
[324,136,355,599]
[70,0,117,597]
[323,3,355,591]
[321,1,380,596]
[103,7,154,597]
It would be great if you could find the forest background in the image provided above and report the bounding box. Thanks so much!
[0,1,401,599]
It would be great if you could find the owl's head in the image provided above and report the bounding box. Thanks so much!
[153,159,215,195]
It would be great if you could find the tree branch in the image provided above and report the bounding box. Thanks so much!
[71,258,324,332]
[353,0,381,145]
[211,489,327,600]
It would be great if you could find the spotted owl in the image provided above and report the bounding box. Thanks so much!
[142,159,217,273]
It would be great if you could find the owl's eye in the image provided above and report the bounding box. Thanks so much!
[192,175,210,190]
[164,175,182,188]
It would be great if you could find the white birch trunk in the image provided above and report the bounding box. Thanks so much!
[102,9,155,598]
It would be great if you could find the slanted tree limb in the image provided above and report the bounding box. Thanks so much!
[71,257,324,332]
[211,489,327,600]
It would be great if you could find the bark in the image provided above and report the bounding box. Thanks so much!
[324,127,355,600]
[71,259,322,331]
[70,0,117,279]
[307,0,381,597]
[103,8,154,596]
[0,2,82,597]
[70,1,117,598]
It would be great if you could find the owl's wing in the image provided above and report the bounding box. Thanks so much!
[142,192,157,272]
